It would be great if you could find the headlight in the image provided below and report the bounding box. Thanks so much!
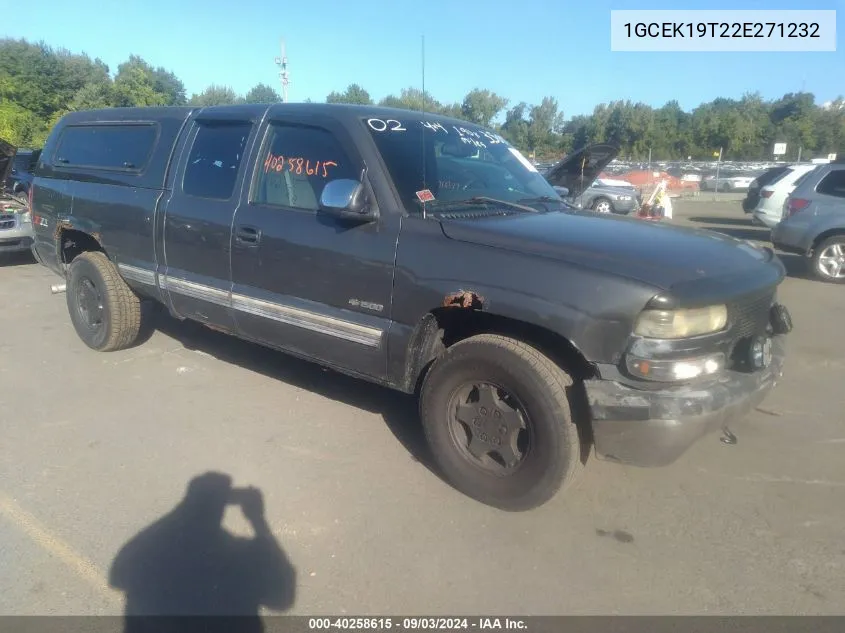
[21,211,32,224]
[633,305,728,339]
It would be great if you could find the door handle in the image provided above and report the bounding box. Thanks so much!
[235,225,261,246]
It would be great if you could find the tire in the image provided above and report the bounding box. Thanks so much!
[811,235,845,284]
[591,197,612,214]
[66,251,143,351]
[419,334,584,511]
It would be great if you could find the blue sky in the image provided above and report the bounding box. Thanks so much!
[4,0,843,119]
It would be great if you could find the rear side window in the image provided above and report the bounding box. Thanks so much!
[182,121,253,200]
[251,123,357,212]
[54,124,158,171]
[768,168,796,186]
[758,166,788,186]
[816,170,845,198]
[792,170,814,189]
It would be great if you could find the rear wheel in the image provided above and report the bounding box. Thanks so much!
[66,251,144,351]
[812,236,845,284]
[420,334,584,511]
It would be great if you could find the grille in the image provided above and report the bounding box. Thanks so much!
[729,288,775,338]
[0,214,16,230]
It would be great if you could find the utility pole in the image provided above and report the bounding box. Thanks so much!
[713,146,723,201]
[274,39,290,103]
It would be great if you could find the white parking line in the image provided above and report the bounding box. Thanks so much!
[0,491,119,602]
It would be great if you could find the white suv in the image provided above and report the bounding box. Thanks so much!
[752,164,819,229]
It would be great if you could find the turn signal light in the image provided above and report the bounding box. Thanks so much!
[626,353,725,382]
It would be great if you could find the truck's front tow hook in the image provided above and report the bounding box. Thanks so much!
[720,427,738,445]
[51,283,67,294]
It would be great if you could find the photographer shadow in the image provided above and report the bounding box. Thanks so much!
[109,472,296,633]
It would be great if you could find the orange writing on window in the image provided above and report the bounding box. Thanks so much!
[264,152,338,179]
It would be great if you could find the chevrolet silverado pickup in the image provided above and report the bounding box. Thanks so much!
[29,104,793,510]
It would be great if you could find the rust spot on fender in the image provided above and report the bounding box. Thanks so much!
[54,219,73,240]
[442,290,484,309]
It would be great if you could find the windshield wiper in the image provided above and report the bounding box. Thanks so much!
[517,195,566,204]
[516,195,573,210]
[426,196,539,214]
[517,195,558,202]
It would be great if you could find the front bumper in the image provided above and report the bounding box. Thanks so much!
[771,221,812,256]
[0,235,34,254]
[585,335,786,467]
[612,198,640,215]
[0,215,35,254]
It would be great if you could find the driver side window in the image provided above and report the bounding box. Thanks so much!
[252,123,358,212]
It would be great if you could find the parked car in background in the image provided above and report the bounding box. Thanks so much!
[743,166,790,213]
[1,140,34,256]
[752,164,819,228]
[543,144,640,214]
[699,175,755,192]
[564,180,641,214]
[3,147,40,197]
[772,160,845,283]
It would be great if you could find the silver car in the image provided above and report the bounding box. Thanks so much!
[771,160,845,283]
[544,142,640,214]
[0,198,34,256]
[1,141,34,257]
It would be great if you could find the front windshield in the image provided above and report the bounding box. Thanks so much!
[364,117,561,213]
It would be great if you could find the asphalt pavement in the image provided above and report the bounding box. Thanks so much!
[1,199,843,616]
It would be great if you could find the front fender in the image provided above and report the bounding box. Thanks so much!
[434,279,640,363]
[390,222,659,372]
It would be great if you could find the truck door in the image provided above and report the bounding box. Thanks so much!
[229,114,399,380]
[161,115,260,330]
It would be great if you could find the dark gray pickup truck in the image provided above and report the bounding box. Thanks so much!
[30,103,793,510]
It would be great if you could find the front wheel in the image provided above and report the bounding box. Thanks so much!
[66,251,144,351]
[812,235,845,284]
[420,334,584,511]
[591,197,612,214]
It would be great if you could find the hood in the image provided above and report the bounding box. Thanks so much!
[543,143,620,197]
[595,178,636,189]
[439,211,781,291]
[587,183,640,196]
[0,138,15,187]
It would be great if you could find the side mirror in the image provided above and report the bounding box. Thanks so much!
[553,185,569,198]
[319,179,376,222]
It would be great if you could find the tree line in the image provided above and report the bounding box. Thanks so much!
[2,37,843,162]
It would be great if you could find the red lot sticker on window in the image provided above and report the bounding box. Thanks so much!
[416,189,435,202]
